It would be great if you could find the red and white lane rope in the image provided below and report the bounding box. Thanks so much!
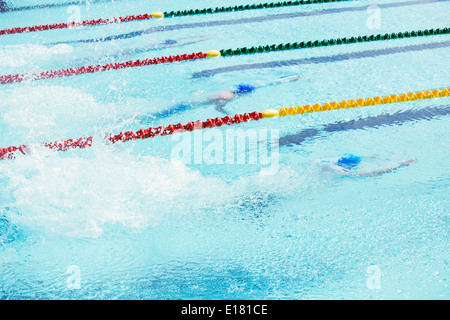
[0,12,163,36]
[0,112,263,160]
[0,52,208,85]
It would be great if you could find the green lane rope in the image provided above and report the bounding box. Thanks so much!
[219,27,450,56]
[164,0,353,17]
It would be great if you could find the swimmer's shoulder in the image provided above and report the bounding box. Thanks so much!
[314,158,350,175]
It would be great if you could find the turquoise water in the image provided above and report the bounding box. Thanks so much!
[0,0,449,299]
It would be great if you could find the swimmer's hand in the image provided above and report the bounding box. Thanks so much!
[263,75,302,87]
[277,75,302,83]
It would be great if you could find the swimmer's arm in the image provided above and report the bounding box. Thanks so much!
[187,100,211,107]
[177,99,228,114]
[178,97,230,112]
[184,98,225,108]
[354,159,418,177]
[253,75,303,89]
[214,101,229,115]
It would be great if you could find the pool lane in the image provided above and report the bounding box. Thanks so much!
[53,0,448,45]
[192,39,450,77]
[279,104,450,147]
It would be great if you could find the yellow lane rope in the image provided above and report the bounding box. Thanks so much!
[262,88,449,118]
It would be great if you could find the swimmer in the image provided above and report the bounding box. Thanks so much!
[0,1,8,11]
[152,75,302,118]
[317,153,418,177]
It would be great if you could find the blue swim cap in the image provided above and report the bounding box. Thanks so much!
[337,154,361,169]
[162,39,177,45]
[234,84,256,94]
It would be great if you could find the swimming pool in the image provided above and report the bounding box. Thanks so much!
[0,0,449,299]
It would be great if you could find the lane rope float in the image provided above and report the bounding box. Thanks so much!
[1,87,448,160]
[0,27,448,85]
[219,27,450,57]
[163,0,352,17]
[261,88,449,118]
[0,112,263,160]
[0,12,164,36]
[0,0,353,36]
[0,52,207,85]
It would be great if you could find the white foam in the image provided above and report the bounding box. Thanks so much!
[0,85,121,141]
[0,44,73,68]
[0,141,303,239]
[4,150,228,237]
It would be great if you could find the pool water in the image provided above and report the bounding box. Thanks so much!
[0,0,449,299]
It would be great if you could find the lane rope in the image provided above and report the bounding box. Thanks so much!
[164,0,352,17]
[0,52,207,85]
[1,87,448,160]
[220,27,450,56]
[0,12,162,36]
[262,88,449,118]
[0,0,352,36]
[0,27,448,85]
[0,112,263,160]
